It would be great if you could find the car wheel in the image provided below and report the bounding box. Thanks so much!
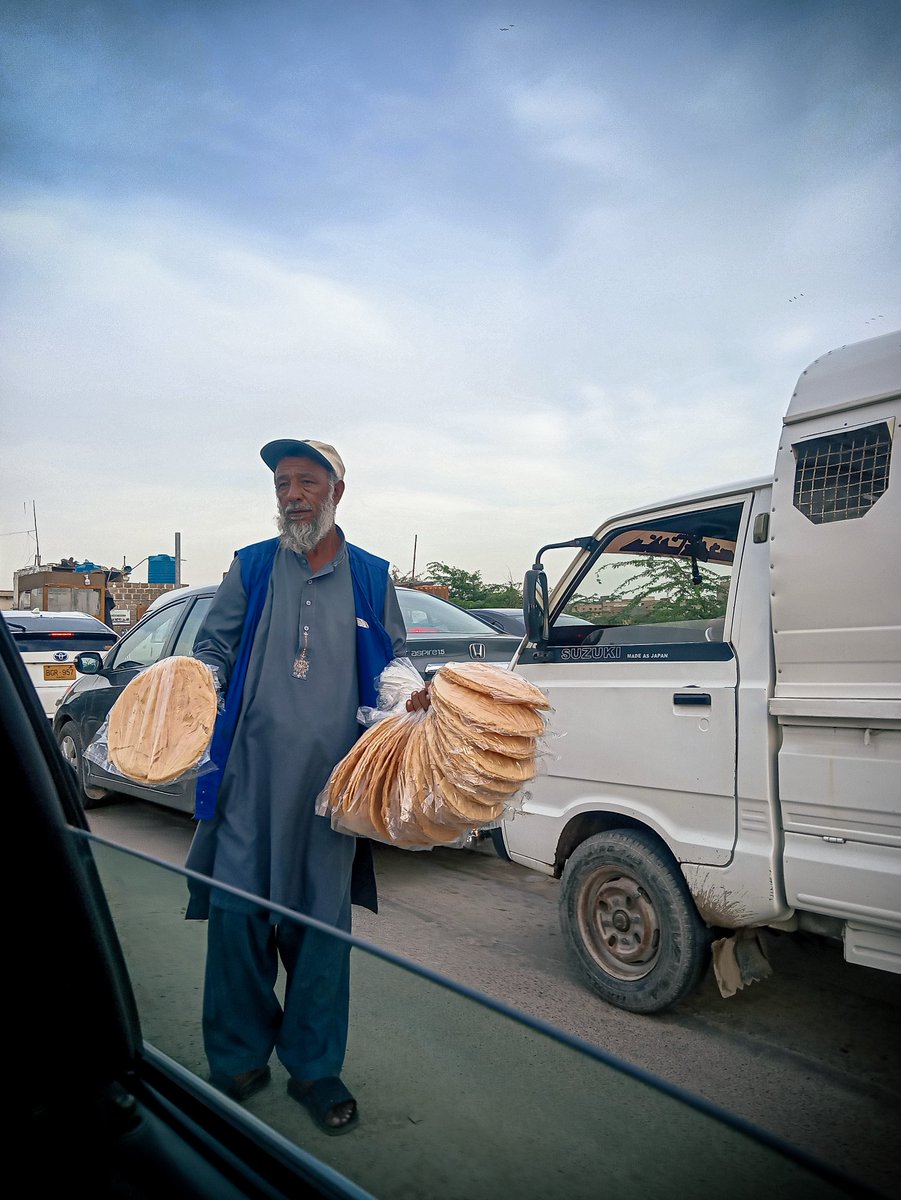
[56,722,114,809]
[559,829,710,1014]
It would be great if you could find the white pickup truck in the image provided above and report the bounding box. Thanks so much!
[497,329,900,1013]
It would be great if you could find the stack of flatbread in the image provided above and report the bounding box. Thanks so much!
[105,656,218,785]
[321,661,550,848]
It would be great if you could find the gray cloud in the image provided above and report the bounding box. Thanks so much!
[2,0,899,589]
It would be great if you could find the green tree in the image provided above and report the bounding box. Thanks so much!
[424,561,487,604]
[423,561,523,608]
[481,580,523,608]
[595,556,726,624]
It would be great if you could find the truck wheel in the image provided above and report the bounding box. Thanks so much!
[559,829,710,1014]
[57,723,113,809]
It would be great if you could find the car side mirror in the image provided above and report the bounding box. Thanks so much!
[74,652,103,675]
[523,567,549,644]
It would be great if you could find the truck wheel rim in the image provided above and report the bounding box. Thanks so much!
[577,868,660,981]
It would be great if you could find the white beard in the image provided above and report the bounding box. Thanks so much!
[277,486,337,554]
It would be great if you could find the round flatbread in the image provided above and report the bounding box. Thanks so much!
[439,661,551,709]
[430,672,547,737]
[423,718,517,820]
[426,713,532,790]
[393,722,470,845]
[462,742,535,784]
[369,716,414,841]
[408,719,471,831]
[429,697,537,758]
[107,656,218,785]
[399,787,466,846]
[431,767,508,824]
[397,722,435,819]
[331,714,407,831]
[329,718,393,814]
[407,719,452,824]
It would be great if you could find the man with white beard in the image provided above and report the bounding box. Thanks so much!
[184,438,428,1135]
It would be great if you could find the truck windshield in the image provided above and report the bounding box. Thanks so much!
[563,502,742,643]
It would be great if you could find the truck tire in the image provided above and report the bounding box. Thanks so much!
[559,829,710,1014]
[57,722,114,809]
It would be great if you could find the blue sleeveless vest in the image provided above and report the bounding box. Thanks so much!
[195,537,394,822]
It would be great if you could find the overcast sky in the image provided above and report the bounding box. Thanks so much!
[2,0,899,593]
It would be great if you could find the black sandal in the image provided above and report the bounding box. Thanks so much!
[287,1076,359,1135]
[209,1065,271,1102]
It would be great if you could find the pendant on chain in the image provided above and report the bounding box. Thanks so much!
[293,626,310,679]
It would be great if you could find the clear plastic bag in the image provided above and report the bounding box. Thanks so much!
[317,658,454,848]
[357,656,425,727]
[317,657,544,850]
[85,657,220,787]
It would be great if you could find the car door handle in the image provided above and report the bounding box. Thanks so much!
[673,692,711,706]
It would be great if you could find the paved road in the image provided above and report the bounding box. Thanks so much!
[88,800,901,1199]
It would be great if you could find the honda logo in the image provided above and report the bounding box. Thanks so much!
[468,643,486,660]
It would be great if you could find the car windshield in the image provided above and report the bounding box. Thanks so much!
[398,591,503,635]
[477,610,590,633]
[74,828,853,1200]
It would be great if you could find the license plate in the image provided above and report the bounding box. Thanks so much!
[43,663,76,682]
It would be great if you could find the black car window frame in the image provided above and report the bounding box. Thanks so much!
[5,622,373,1200]
[4,616,873,1200]
[170,593,215,657]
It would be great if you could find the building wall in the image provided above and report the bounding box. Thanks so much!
[107,582,186,631]
[7,566,189,631]
[400,581,450,600]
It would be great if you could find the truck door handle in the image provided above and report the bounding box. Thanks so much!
[674,692,711,706]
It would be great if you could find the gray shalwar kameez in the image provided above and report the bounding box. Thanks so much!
[186,538,406,1082]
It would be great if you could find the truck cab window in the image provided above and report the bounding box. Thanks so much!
[568,503,742,649]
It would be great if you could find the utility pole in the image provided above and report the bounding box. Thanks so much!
[32,501,41,566]
[175,532,182,586]
[411,534,417,582]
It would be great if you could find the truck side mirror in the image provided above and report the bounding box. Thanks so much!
[522,536,597,645]
[523,567,549,644]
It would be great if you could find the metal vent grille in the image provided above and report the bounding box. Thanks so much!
[792,422,892,524]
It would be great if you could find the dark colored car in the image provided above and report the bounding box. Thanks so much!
[3,609,117,719]
[6,610,872,1199]
[53,582,519,813]
[395,588,521,679]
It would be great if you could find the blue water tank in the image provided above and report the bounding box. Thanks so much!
[148,554,176,584]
